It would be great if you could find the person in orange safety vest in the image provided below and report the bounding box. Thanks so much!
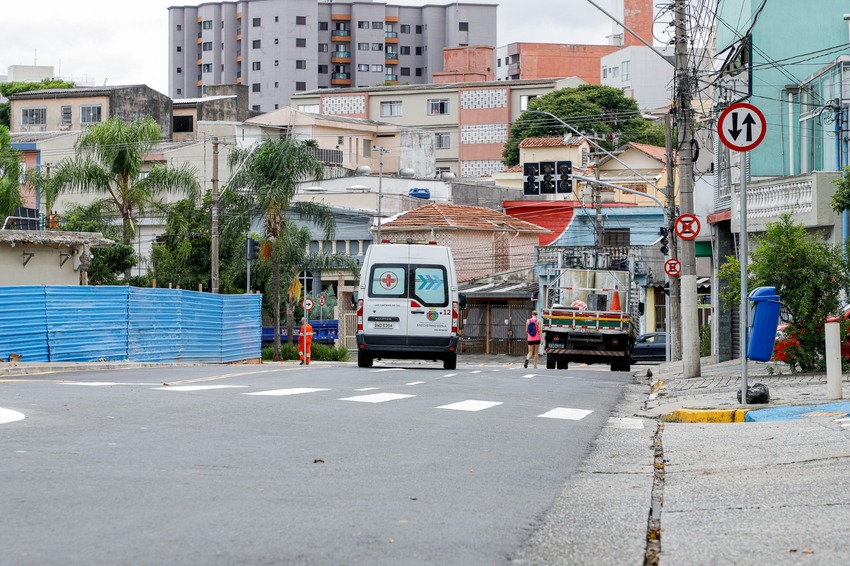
[298,316,313,365]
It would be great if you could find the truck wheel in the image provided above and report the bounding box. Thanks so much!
[357,351,373,368]
[546,358,556,370]
[556,360,569,370]
[443,354,457,370]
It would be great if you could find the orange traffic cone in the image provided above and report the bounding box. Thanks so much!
[610,286,621,311]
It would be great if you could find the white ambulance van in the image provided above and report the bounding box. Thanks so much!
[356,242,464,369]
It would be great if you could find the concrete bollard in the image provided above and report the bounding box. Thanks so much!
[825,321,843,400]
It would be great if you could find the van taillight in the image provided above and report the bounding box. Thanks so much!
[357,299,363,332]
[451,300,458,334]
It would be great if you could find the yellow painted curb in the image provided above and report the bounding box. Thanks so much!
[663,408,751,423]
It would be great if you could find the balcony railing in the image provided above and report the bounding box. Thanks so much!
[385,31,398,38]
[332,73,351,80]
[331,51,351,58]
[385,53,398,60]
[385,74,398,81]
[332,29,351,36]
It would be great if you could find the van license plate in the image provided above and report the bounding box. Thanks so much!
[374,322,395,329]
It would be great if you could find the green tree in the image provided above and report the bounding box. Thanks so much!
[0,125,23,220]
[221,137,336,360]
[0,79,77,128]
[48,117,200,277]
[60,201,136,285]
[502,84,660,166]
[149,197,213,291]
[718,214,850,371]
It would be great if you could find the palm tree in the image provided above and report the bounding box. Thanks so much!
[0,125,23,222]
[49,117,200,277]
[222,137,338,360]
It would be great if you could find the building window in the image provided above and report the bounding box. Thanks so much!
[275,60,279,66]
[202,20,213,30]
[380,101,402,117]
[435,132,450,149]
[296,60,307,69]
[622,61,630,81]
[371,64,383,72]
[176,46,182,52]
[296,16,306,25]
[296,38,306,47]
[602,67,607,79]
[177,88,182,95]
[372,21,383,29]
[416,68,423,77]
[611,66,619,78]
[80,105,102,124]
[252,83,261,92]
[318,65,328,74]
[319,43,329,52]
[176,24,182,31]
[252,105,261,111]
[61,106,72,126]
[252,61,261,71]
[203,63,213,72]
[400,46,410,55]
[400,24,410,33]
[319,21,328,31]
[296,82,306,91]
[252,40,261,49]
[358,21,369,29]
[415,25,423,34]
[253,17,261,27]
[459,22,469,31]
[603,228,630,247]
[202,42,213,51]
[415,46,423,55]
[357,64,369,72]
[358,43,369,51]
[372,43,383,51]
[274,82,279,88]
[400,67,410,76]
[520,95,540,111]
[298,104,320,113]
[428,99,449,115]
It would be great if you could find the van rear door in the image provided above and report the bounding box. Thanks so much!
[364,249,410,344]
[408,260,452,343]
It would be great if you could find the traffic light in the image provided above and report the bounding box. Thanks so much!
[246,237,261,261]
[539,161,556,193]
[556,160,573,193]
[523,162,539,195]
[659,227,669,255]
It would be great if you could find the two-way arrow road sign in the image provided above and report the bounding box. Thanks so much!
[717,102,766,152]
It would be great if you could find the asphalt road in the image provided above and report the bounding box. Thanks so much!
[1,361,639,565]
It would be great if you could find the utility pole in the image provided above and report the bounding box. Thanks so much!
[211,137,220,294]
[374,146,389,242]
[664,113,681,361]
[674,0,701,377]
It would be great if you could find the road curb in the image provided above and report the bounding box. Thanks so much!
[662,408,751,423]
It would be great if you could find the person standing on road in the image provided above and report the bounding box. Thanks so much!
[525,310,541,368]
[299,316,313,365]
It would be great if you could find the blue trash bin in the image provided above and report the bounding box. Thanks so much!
[747,286,781,362]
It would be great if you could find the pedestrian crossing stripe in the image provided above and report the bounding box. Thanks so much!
[153,385,250,392]
[243,388,330,396]
[437,400,502,412]
[339,393,415,403]
[538,408,594,420]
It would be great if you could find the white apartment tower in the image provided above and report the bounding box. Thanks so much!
[168,0,497,112]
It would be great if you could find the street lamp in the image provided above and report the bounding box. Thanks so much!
[373,146,390,242]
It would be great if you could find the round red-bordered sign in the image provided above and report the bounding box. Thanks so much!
[664,258,682,277]
[717,102,766,152]
[319,295,326,306]
[303,297,314,311]
[378,270,399,291]
[674,214,701,241]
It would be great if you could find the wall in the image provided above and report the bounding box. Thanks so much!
[0,245,82,285]
[0,286,261,363]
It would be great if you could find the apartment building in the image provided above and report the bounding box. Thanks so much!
[290,77,585,178]
[494,0,654,84]
[168,0,497,113]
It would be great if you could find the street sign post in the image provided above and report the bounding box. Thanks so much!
[674,214,701,241]
[303,297,314,312]
[717,101,766,404]
[664,258,682,277]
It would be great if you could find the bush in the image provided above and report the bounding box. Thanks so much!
[261,342,349,362]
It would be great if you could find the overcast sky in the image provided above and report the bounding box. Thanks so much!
[1,0,624,95]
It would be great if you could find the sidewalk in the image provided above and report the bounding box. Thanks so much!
[639,356,850,422]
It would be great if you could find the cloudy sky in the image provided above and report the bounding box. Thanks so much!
[2,0,625,95]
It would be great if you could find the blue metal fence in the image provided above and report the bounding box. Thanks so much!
[0,286,261,363]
